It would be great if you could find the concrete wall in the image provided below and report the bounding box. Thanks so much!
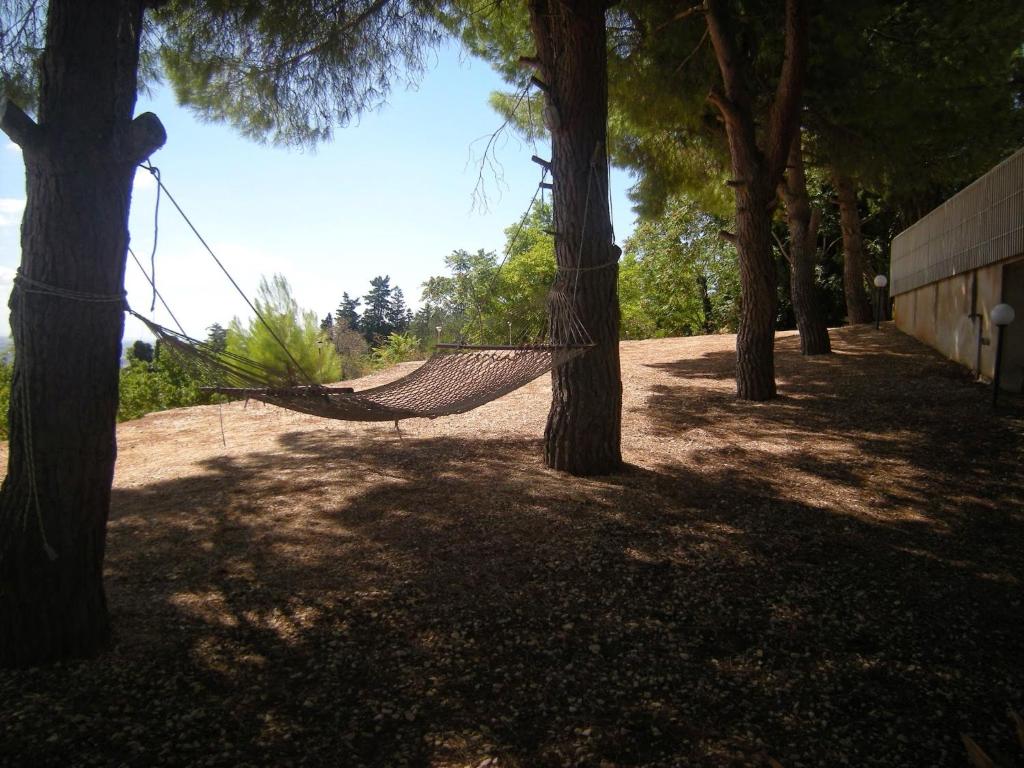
[894,257,1023,390]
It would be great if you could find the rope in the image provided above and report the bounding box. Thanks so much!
[142,162,162,312]
[143,165,317,385]
[8,278,79,561]
[571,150,597,307]
[461,168,549,342]
[127,247,188,337]
[13,272,126,304]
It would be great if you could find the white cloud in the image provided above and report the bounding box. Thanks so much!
[4,141,20,154]
[0,198,26,228]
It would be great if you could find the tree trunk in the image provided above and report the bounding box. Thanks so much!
[780,134,830,355]
[0,0,164,667]
[833,171,874,324]
[698,272,714,334]
[528,0,622,475]
[705,0,808,400]
[733,181,779,399]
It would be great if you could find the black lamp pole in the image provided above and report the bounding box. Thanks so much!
[990,303,1016,410]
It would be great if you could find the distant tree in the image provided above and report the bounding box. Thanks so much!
[420,249,500,343]
[327,318,369,379]
[205,323,229,354]
[130,340,154,363]
[620,199,740,339]
[227,274,341,385]
[361,276,395,344]
[388,287,412,333]
[335,292,361,333]
[320,313,334,332]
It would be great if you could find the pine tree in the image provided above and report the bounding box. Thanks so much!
[388,287,410,333]
[205,322,228,354]
[361,276,394,344]
[335,293,361,331]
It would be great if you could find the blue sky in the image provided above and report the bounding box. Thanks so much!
[0,42,636,342]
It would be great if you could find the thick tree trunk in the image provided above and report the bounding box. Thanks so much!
[705,0,807,401]
[833,171,874,324]
[0,0,164,667]
[733,182,779,399]
[529,0,622,475]
[780,134,830,355]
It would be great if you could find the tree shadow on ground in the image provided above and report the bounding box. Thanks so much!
[2,352,1023,768]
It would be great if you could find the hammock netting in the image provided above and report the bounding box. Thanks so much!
[133,311,591,423]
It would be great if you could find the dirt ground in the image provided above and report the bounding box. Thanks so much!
[1,324,1022,768]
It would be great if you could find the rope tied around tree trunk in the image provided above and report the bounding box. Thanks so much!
[10,272,132,560]
[13,271,127,305]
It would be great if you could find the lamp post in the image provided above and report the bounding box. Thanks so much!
[991,303,1015,409]
[508,321,513,346]
[873,274,888,330]
[435,325,442,345]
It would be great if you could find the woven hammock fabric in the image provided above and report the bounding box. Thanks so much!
[213,345,588,422]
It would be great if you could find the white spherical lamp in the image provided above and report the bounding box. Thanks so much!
[873,274,888,289]
[991,303,1015,327]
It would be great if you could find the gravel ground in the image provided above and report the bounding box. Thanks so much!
[1,324,1022,768]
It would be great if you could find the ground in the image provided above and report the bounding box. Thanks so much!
[1,325,1023,768]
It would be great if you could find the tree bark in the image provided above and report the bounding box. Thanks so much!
[779,133,830,355]
[705,0,808,400]
[0,0,164,667]
[529,0,622,475]
[833,171,874,324]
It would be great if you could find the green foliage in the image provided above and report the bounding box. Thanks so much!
[420,248,501,344]
[806,0,1024,212]
[228,274,341,385]
[206,323,228,354]
[371,332,422,368]
[0,0,44,108]
[0,352,11,439]
[117,344,211,422]
[620,199,740,338]
[335,293,361,331]
[153,0,444,146]
[361,275,396,344]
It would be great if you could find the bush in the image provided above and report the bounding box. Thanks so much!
[372,332,421,368]
[228,274,341,385]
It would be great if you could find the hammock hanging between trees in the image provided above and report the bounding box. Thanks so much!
[127,157,607,423]
[130,299,592,423]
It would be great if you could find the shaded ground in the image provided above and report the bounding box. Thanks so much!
[1,325,1023,767]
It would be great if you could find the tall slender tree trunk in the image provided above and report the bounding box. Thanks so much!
[0,0,164,667]
[779,134,830,355]
[705,0,808,400]
[698,273,714,334]
[529,0,622,475]
[833,171,873,324]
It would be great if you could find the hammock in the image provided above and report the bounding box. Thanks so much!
[126,157,606,424]
[133,312,592,423]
